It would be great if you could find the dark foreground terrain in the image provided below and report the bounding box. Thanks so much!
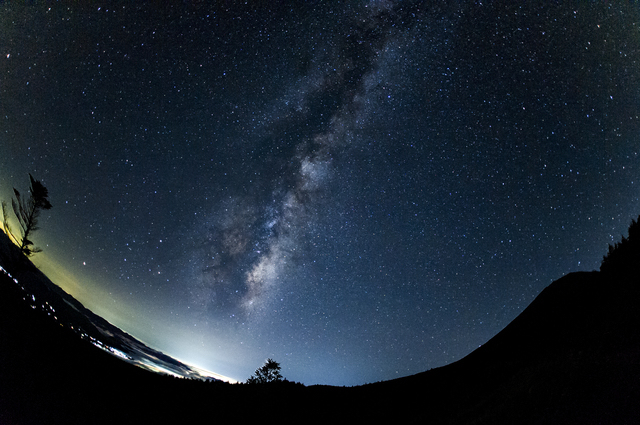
[1,254,640,424]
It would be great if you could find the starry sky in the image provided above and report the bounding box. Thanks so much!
[1,2,639,386]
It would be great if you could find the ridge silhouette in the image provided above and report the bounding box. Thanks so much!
[1,221,640,424]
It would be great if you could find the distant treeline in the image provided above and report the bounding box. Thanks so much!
[600,215,640,281]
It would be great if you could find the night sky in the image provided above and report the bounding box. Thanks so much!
[1,2,639,386]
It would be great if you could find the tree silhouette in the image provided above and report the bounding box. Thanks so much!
[246,358,283,384]
[600,215,640,280]
[9,174,53,257]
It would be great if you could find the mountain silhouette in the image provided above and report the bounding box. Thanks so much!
[1,227,640,424]
[350,271,640,424]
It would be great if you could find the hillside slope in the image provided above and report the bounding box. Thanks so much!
[355,271,640,424]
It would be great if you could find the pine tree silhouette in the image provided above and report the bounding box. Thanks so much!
[10,174,53,257]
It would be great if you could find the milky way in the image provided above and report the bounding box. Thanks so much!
[1,2,639,385]
[185,2,417,319]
